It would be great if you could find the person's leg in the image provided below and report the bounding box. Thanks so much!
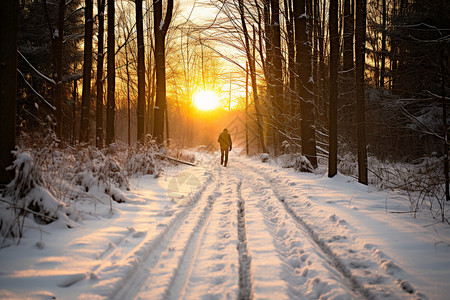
[220,148,224,165]
[224,149,229,166]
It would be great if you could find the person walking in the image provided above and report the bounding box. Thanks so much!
[218,128,232,167]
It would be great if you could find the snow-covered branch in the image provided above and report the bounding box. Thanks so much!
[17,69,56,111]
[18,51,56,85]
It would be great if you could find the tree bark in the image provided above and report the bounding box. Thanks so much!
[343,0,354,73]
[54,0,65,143]
[0,0,18,185]
[294,0,317,168]
[355,0,368,184]
[125,39,131,147]
[238,0,267,153]
[96,0,105,149]
[80,0,94,144]
[153,0,173,143]
[106,0,115,146]
[328,0,339,177]
[284,0,295,120]
[136,0,145,143]
[273,0,284,153]
[380,0,386,87]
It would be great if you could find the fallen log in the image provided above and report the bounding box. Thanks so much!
[157,154,197,166]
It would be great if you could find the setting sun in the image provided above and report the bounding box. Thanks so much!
[193,90,221,111]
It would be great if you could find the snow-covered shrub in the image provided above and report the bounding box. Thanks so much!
[278,153,314,173]
[338,153,358,177]
[1,151,73,241]
[72,147,130,203]
[368,155,449,222]
[123,140,164,177]
[260,153,269,163]
[281,140,291,154]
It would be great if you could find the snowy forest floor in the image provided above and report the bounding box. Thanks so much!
[1,149,450,299]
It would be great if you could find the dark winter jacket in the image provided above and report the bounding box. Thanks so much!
[218,129,232,150]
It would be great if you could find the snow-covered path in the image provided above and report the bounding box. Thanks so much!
[1,151,450,299]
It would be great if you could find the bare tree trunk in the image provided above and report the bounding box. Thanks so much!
[246,61,249,156]
[80,0,94,144]
[442,49,449,201]
[96,0,105,149]
[0,0,18,185]
[284,0,295,122]
[106,0,115,146]
[148,67,156,136]
[380,0,386,87]
[238,0,267,153]
[328,0,339,177]
[271,0,284,154]
[343,0,354,73]
[355,0,368,184]
[125,41,131,147]
[146,12,155,137]
[55,0,65,143]
[153,0,173,143]
[72,68,78,145]
[136,0,145,143]
[294,0,317,168]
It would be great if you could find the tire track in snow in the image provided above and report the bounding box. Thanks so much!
[179,168,240,299]
[240,161,369,299]
[260,171,416,299]
[109,171,215,300]
[236,178,254,300]
[161,177,222,299]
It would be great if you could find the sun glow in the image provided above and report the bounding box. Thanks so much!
[193,90,221,111]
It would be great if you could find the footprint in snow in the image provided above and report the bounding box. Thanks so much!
[397,279,415,294]
[212,263,225,272]
[58,273,86,287]
[214,254,226,260]
[381,259,401,274]
[132,231,146,238]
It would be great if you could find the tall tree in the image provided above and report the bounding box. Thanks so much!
[284,0,295,119]
[266,0,284,154]
[294,0,317,168]
[238,0,267,153]
[106,0,115,146]
[136,0,145,143]
[153,0,173,143]
[328,0,339,177]
[80,0,94,143]
[54,0,66,142]
[343,0,354,74]
[355,0,368,184]
[380,0,386,87]
[0,0,18,185]
[96,0,105,149]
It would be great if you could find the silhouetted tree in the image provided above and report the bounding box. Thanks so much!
[136,0,145,143]
[96,0,105,149]
[328,0,338,177]
[153,0,173,143]
[355,0,368,184]
[0,0,18,184]
[294,0,317,167]
[106,0,116,146]
[80,0,94,143]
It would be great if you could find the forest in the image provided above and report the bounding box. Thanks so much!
[0,0,449,233]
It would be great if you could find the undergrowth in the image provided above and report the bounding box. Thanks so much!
[0,136,171,246]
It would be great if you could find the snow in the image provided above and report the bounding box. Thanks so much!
[1,149,450,299]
